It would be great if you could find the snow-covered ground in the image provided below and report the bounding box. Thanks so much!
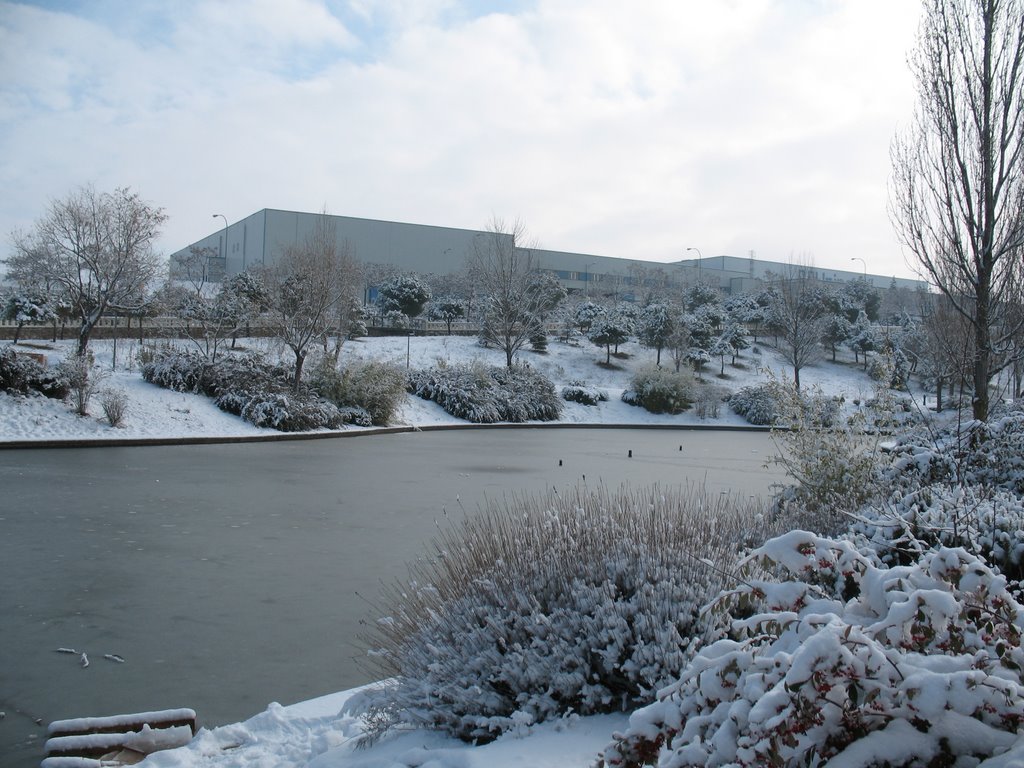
[3,334,944,768]
[1,333,901,443]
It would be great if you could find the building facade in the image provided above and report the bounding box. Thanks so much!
[171,208,927,297]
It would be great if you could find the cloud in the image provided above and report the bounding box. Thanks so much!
[0,0,922,279]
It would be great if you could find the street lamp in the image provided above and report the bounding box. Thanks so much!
[851,257,867,281]
[687,247,702,284]
[213,214,228,273]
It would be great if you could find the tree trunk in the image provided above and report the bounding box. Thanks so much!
[293,350,306,393]
[13,322,22,344]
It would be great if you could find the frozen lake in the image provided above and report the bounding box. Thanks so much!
[0,427,783,765]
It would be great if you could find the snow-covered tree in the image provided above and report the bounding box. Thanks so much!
[847,309,878,369]
[6,185,165,356]
[378,274,431,319]
[766,269,829,389]
[427,297,466,335]
[573,300,604,335]
[2,292,56,344]
[637,302,677,366]
[589,311,631,365]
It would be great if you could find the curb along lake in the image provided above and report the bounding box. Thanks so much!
[0,428,784,765]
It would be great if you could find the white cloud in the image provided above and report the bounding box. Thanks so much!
[0,0,923,279]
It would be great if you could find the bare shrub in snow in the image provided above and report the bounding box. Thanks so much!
[561,380,608,406]
[99,389,128,427]
[311,358,407,425]
[621,366,695,414]
[692,383,726,420]
[768,377,892,526]
[60,352,103,417]
[602,530,1024,767]
[408,361,561,423]
[357,485,776,744]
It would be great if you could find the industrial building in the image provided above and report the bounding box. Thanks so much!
[171,208,926,298]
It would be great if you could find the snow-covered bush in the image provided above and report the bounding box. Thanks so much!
[728,384,783,425]
[358,485,777,744]
[561,380,609,406]
[0,346,68,398]
[621,366,694,414]
[850,485,1024,588]
[336,404,373,427]
[490,365,562,421]
[408,361,561,423]
[311,358,407,425]
[142,347,345,432]
[199,353,291,399]
[602,530,1024,768]
[886,411,1024,497]
[141,348,208,393]
[239,391,344,431]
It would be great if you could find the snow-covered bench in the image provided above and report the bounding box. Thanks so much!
[42,708,196,767]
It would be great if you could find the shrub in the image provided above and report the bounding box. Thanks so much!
[0,347,69,398]
[141,348,208,393]
[336,405,373,427]
[728,384,783,425]
[312,359,407,426]
[561,380,609,406]
[408,361,561,423]
[99,389,129,427]
[239,391,344,432]
[59,353,103,417]
[769,379,889,524]
[602,531,1024,767]
[491,365,562,421]
[692,383,726,420]
[358,485,777,744]
[143,347,345,432]
[621,366,694,414]
[199,353,290,399]
[849,484,1024,586]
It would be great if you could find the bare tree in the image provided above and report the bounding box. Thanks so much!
[891,0,1024,422]
[265,212,354,391]
[469,217,543,368]
[7,185,165,356]
[766,268,829,390]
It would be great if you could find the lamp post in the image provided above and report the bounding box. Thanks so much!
[213,214,228,275]
[687,246,702,284]
[851,257,867,282]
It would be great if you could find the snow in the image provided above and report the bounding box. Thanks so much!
[0,334,983,768]
[139,688,630,768]
[0,333,914,443]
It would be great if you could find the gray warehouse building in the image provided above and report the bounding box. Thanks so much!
[171,208,926,297]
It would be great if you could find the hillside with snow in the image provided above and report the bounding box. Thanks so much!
[0,333,906,443]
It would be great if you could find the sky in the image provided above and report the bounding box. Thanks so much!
[0,0,925,280]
